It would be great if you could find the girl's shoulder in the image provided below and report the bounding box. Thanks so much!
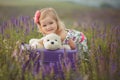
[65,29,77,38]
[65,29,74,33]
[65,29,81,34]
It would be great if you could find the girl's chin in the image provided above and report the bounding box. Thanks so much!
[46,31,55,34]
[46,32,53,34]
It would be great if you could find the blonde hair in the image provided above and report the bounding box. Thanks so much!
[36,8,65,35]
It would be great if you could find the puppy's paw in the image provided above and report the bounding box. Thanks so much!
[29,42,39,49]
[62,45,71,50]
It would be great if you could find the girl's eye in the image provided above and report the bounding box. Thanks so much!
[49,22,53,24]
[47,39,49,41]
[43,25,46,27]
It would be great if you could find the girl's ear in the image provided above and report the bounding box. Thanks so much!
[38,27,46,35]
[37,25,42,33]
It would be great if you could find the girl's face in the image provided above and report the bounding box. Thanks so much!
[40,16,58,35]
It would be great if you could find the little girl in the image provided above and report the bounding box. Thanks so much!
[33,8,88,52]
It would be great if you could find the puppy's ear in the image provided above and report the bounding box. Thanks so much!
[38,39,43,46]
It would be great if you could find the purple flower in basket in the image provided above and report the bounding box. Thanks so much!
[22,48,77,79]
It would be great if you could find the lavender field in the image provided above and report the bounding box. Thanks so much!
[0,1,120,80]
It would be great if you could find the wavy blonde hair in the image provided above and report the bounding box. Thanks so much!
[36,8,65,35]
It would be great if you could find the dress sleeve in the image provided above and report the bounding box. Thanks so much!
[62,29,72,44]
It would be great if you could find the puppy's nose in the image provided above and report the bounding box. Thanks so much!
[51,42,54,44]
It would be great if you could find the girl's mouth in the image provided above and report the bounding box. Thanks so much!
[47,29,53,31]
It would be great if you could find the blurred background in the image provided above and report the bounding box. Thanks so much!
[0,0,120,26]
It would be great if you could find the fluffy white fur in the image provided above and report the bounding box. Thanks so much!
[29,38,43,49]
[29,33,71,50]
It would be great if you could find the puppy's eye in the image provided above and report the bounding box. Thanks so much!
[47,39,49,41]
[55,39,57,41]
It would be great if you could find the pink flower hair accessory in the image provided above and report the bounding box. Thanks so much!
[34,10,41,24]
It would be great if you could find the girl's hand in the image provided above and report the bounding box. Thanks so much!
[68,39,76,50]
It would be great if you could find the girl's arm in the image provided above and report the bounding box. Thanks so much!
[68,39,76,50]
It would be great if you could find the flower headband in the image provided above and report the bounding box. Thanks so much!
[34,10,41,24]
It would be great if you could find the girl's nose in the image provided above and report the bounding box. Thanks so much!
[46,27,50,30]
[46,25,51,30]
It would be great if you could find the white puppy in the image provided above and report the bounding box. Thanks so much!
[43,33,62,50]
[29,33,71,50]
[43,33,71,50]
